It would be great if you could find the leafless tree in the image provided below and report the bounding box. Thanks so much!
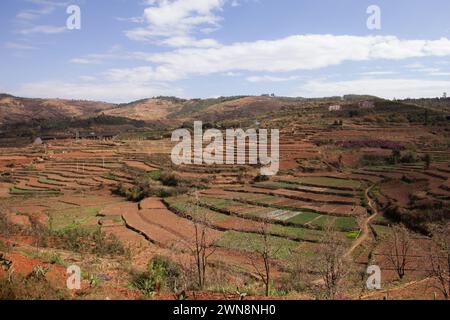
[314,222,351,299]
[285,222,351,299]
[427,223,450,299]
[186,191,217,290]
[386,224,411,280]
[247,220,280,297]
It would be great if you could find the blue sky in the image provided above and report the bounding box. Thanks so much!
[1,0,450,102]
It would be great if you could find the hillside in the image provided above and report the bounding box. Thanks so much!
[0,94,114,125]
[0,93,448,135]
[102,98,185,122]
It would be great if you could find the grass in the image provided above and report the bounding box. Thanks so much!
[286,211,321,224]
[48,206,101,231]
[147,170,162,181]
[333,217,359,232]
[372,224,391,239]
[291,177,362,189]
[346,230,360,240]
[165,197,233,223]
[9,186,60,195]
[167,196,326,242]
[254,181,296,190]
[269,224,323,242]
[309,215,358,232]
[195,197,274,219]
[217,230,299,260]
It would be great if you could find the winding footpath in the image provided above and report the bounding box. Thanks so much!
[344,184,379,258]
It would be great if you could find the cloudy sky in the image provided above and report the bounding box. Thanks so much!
[1,0,450,102]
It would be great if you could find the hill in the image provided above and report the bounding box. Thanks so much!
[0,94,114,125]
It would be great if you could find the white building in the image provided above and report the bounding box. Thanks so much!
[328,105,341,111]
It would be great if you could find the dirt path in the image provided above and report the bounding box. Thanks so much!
[344,184,378,258]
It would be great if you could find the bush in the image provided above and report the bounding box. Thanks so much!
[159,172,180,187]
[400,152,417,163]
[53,228,125,256]
[112,182,150,202]
[131,256,182,296]
[253,174,270,183]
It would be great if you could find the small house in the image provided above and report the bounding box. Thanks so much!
[328,105,341,112]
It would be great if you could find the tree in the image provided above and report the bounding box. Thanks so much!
[338,154,343,169]
[427,223,450,299]
[314,222,351,299]
[297,222,351,299]
[187,192,217,290]
[390,149,401,165]
[386,224,411,280]
[424,153,432,170]
[247,220,280,297]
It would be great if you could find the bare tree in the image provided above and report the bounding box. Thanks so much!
[247,220,280,297]
[186,191,217,290]
[386,224,411,280]
[314,222,351,299]
[427,223,450,299]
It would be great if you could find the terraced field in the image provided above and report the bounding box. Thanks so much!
[1,120,449,300]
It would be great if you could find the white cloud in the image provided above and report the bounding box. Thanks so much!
[22,34,450,101]
[161,36,220,48]
[19,25,66,35]
[15,0,70,35]
[428,71,450,76]
[297,78,450,99]
[4,42,37,50]
[126,0,226,47]
[104,66,182,82]
[16,65,184,102]
[17,80,182,103]
[360,71,397,76]
[138,35,450,80]
[246,75,300,82]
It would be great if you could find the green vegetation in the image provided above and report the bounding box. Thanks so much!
[217,231,299,260]
[48,205,101,231]
[147,170,162,181]
[269,224,323,242]
[130,256,182,296]
[38,178,63,186]
[294,177,361,189]
[287,211,321,224]
[52,227,126,256]
[9,186,60,195]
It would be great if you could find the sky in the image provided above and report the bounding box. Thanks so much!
[1,0,450,103]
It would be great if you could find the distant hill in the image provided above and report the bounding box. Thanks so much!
[102,98,184,122]
[0,94,114,125]
[0,93,447,137]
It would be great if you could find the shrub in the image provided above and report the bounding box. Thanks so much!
[423,154,432,169]
[400,152,417,163]
[147,170,162,181]
[52,228,125,256]
[360,154,388,166]
[131,256,182,296]
[112,182,150,202]
[159,172,180,187]
[253,174,270,183]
